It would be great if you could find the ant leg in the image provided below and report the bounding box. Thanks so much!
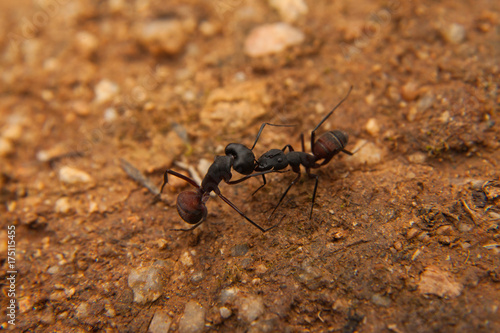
[307,170,320,219]
[342,149,354,155]
[171,221,204,232]
[300,133,306,152]
[269,172,301,220]
[251,174,267,196]
[160,169,200,194]
[251,123,296,150]
[215,189,280,232]
[310,86,353,151]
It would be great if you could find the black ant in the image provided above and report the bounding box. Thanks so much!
[233,86,355,219]
[159,123,293,232]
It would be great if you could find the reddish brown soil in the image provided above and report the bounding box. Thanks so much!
[0,0,499,332]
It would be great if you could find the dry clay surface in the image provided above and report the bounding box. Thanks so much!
[0,0,499,332]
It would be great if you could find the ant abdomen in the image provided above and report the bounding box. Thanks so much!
[313,130,349,160]
[176,191,207,224]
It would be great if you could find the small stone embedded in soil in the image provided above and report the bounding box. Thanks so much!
[244,22,305,57]
[440,23,466,44]
[54,197,71,214]
[128,266,165,304]
[269,0,308,23]
[220,287,239,304]
[94,79,119,104]
[219,306,232,319]
[190,271,204,283]
[371,293,392,307]
[344,140,384,166]
[417,266,462,298]
[178,301,206,333]
[180,251,194,267]
[59,166,93,184]
[148,311,172,333]
[365,118,380,136]
[230,243,249,257]
[135,19,188,55]
[237,295,265,323]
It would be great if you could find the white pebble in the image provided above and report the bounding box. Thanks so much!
[180,251,194,267]
[54,197,71,214]
[365,118,380,136]
[94,79,119,104]
[104,107,118,122]
[128,266,165,304]
[59,166,93,184]
[244,22,305,57]
[440,23,466,44]
[178,301,205,333]
[75,31,99,57]
[237,295,265,323]
[219,306,232,319]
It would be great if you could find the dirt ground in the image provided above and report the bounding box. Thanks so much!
[1,0,499,332]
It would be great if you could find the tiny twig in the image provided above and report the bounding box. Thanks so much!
[120,158,160,196]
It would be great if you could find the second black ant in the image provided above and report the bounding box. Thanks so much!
[231,86,355,219]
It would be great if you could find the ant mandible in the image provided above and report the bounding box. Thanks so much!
[233,86,354,219]
[159,123,293,232]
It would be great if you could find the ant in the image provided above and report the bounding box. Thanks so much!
[233,86,355,219]
[159,123,293,232]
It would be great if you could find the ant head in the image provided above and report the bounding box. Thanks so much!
[176,191,207,224]
[225,143,256,175]
[256,149,288,171]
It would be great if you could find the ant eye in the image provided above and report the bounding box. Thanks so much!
[278,158,283,163]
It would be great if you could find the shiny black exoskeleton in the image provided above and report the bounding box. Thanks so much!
[159,123,292,232]
[253,87,354,219]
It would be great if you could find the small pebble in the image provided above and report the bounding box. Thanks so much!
[401,81,420,101]
[178,301,205,333]
[371,293,391,307]
[128,266,165,304]
[54,197,71,214]
[407,152,427,164]
[220,287,239,304]
[365,118,380,136]
[237,295,265,323]
[180,251,194,267]
[75,31,99,58]
[199,21,220,37]
[104,107,118,122]
[59,166,93,184]
[406,228,420,240]
[190,271,204,284]
[94,79,119,104]
[244,22,305,57]
[440,23,466,44]
[418,266,462,297]
[135,19,188,55]
[219,306,232,319]
[148,311,172,333]
[269,0,308,23]
[230,244,249,257]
